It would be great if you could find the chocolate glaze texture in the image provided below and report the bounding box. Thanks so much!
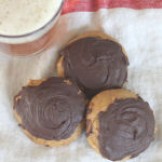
[98,98,155,161]
[61,37,129,97]
[14,77,86,140]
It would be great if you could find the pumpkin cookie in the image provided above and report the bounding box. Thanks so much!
[56,32,129,98]
[13,77,86,147]
[86,89,155,161]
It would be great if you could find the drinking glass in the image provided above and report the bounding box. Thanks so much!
[0,0,64,56]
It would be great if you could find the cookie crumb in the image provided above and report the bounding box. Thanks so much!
[64,80,72,85]
[15,95,22,101]
[77,90,82,95]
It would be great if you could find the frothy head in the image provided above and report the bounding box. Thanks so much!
[0,0,63,36]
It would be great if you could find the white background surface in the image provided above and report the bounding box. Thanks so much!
[0,9,162,162]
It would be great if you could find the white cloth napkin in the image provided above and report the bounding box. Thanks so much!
[0,9,162,162]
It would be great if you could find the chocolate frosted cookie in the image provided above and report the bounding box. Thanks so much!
[13,77,86,146]
[57,32,129,98]
[86,89,155,161]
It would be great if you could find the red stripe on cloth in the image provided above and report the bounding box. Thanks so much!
[62,0,162,14]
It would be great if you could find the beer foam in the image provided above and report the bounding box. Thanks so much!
[0,0,62,36]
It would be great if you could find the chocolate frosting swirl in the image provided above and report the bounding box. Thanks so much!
[98,98,155,161]
[14,77,86,140]
[61,37,128,97]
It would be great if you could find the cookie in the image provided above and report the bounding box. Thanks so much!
[86,89,155,161]
[56,32,129,98]
[13,77,86,147]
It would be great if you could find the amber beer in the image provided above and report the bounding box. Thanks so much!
[0,0,64,56]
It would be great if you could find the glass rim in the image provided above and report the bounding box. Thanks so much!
[0,0,64,39]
